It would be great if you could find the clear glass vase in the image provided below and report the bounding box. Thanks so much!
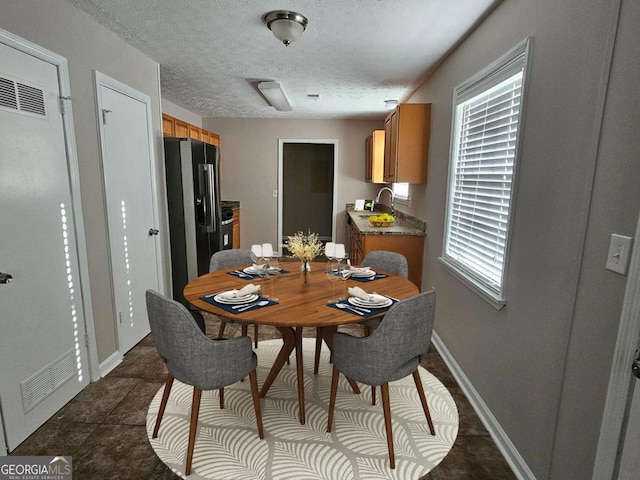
[300,260,311,285]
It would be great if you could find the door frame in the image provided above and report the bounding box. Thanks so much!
[0,28,98,382]
[277,139,339,252]
[94,71,164,356]
[593,208,640,478]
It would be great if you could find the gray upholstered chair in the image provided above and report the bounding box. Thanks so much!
[146,290,264,476]
[313,251,409,387]
[326,290,436,470]
[209,249,260,346]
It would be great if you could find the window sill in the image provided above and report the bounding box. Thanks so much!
[438,257,506,310]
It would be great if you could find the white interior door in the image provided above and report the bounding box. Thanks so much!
[618,377,640,477]
[593,209,640,479]
[0,39,90,451]
[95,72,160,355]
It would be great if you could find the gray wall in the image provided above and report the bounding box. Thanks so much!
[0,0,166,363]
[202,118,383,249]
[408,0,639,477]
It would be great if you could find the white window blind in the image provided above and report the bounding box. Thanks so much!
[441,39,530,306]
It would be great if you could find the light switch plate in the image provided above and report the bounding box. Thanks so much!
[606,234,633,275]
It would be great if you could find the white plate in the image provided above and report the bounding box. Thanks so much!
[349,295,392,308]
[214,293,259,304]
[350,270,376,278]
[243,266,262,274]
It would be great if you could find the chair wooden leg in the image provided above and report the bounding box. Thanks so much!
[185,388,202,476]
[412,369,435,435]
[254,324,259,348]
[249,370,264,439]
[241,324,248,337]
[217,321,226,339]
[380,382,395,469]
[327,366,340,432]
[363,326,376,405]
[153,373,174,438]
[314,327,323,374]
[219,387,224,409]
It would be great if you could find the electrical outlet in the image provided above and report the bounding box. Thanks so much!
[606,234,633,275]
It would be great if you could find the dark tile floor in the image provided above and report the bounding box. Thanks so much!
[11,316,516,479]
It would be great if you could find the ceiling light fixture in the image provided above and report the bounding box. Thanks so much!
[263,10,308,46]
[384,99,399,110]
[258,81,292,111]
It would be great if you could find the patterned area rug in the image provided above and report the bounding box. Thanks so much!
[146,338,458,479]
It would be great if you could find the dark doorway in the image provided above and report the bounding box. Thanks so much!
[281,142,335,246]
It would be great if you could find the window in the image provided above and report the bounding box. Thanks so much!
[392,182,409,203]
[440,38,531,308]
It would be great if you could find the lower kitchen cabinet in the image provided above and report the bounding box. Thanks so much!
[348,220,424,289]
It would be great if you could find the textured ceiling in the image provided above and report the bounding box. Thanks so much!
[66,0,500,120]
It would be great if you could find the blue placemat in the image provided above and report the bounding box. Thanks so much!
[327,297,397,318]
[227,269,289,281]
[200,295,278,314]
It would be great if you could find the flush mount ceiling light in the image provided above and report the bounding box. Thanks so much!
[384,99,399,110]
[263,10,308,46]
[258,81,292,111]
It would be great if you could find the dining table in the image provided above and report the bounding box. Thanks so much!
[183,259,419,424]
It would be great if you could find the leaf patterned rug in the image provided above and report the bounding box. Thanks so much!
[146,338,458,479]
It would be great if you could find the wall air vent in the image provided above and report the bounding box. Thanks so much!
[0,76,18,110]
[0,74,47,117]
[17,82,46,116]
[21,349,76,413]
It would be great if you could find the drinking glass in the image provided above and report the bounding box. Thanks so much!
[324,242,335,260]
[263,256,280,300]
[325,259,340,302]
[262,243,274,261]
[250,244,262,265]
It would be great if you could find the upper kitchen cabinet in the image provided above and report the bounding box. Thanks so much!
[188,124,202,141]
[365,130,385,183]
[383,103,431,184]
[162,114,175,136]
[161,113,220,147]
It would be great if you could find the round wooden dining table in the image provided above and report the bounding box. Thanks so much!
[184,260,419,424]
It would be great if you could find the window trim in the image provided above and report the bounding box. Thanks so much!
[439,37,532,309]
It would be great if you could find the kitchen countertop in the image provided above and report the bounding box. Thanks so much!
[346,205,426,236]
[221,200,240,211]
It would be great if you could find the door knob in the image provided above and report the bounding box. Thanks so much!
[148,228,159,236]
[633,350,640,380]
[0,272,13,284]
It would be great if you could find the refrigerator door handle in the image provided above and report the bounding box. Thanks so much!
[198,163,217,232]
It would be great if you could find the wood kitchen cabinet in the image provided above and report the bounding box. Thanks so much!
[161,113,221,148]
[232,209,240,249]
[348,217,424,289]
[365,130,385,183]
[383,103,431,184]
[188,125,202,141]
[174,118,190,138]
[162,114,175,137]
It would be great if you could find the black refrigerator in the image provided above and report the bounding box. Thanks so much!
[164,137,227,306]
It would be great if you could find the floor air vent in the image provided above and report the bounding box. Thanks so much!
[21,349,76,413]
[0,74,47,117]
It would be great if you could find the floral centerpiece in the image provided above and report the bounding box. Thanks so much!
[283,230,324,285]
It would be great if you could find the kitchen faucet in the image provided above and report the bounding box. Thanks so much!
[374,186,395,215]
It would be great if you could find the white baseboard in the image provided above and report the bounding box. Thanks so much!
[98,350,123,378]
[431,330,536,480]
